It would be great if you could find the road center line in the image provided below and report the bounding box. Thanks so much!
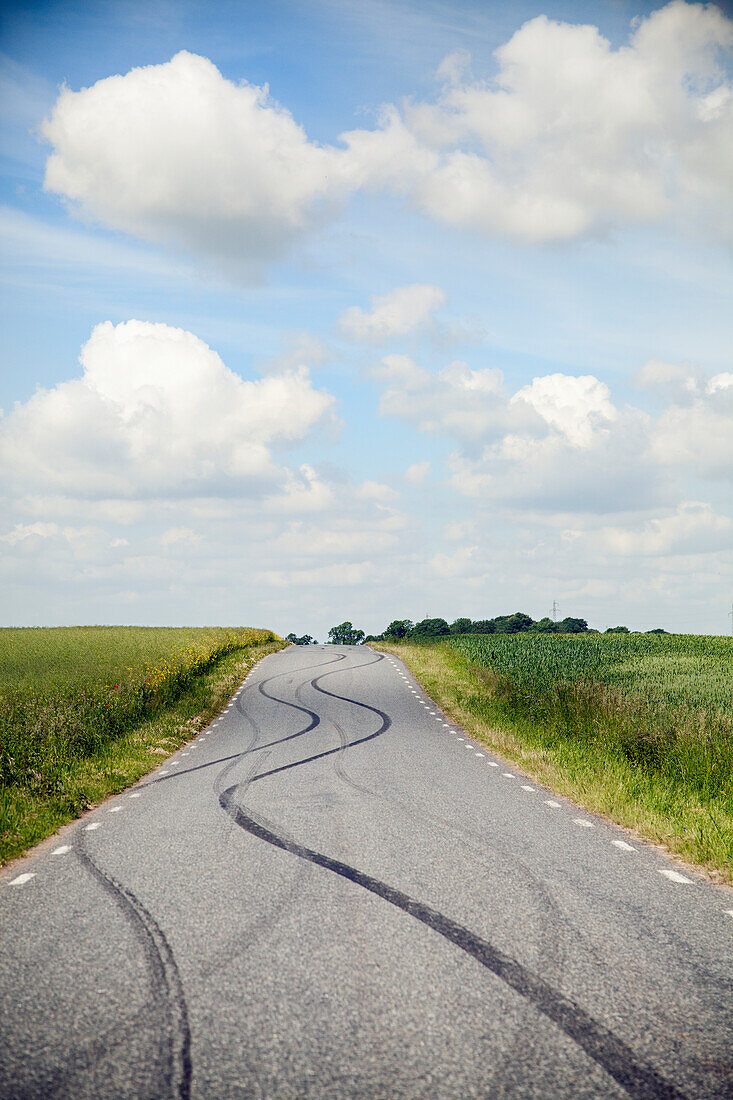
[9,873,35,885]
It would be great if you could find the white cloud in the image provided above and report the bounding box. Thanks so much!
[159,526,202,547]
[339,284,446,341]
[356,479,400,502]
[708,372,733,393]
[341,0,733,243]
[510,374,617,448]
[633,358,701,399]
[650,376,733,478]
[370,354,673,513]
[41,51,346,277]
[374,354,509,443]
[405,461,431,486]
[593,501,731,556]
[0,319,336,501]
[0,522,60,545]
[39,5,733,274]
[430,544,481,578]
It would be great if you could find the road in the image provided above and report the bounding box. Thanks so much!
[1,643,731,1099]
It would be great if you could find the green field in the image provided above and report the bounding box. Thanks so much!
[0,625,272,695]
[449,632,733,712]
[378,633,733,882]
[0,626,283,864]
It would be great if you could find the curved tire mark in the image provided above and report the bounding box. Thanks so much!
[74,844,192,1100]
[219,788,684,1100]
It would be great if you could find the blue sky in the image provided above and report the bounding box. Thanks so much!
[1,0,731,637]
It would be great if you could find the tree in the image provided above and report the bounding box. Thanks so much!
[286,633,316,645]
[449,617,473,635]
[530,617,558,633]
[472,619,496,634]
[646,628,667,634]
[327,621,365,645]
[412,617,450,637]
[557,617,588,634]
[605,625,630,633]
[493,612,534,634]
[384,619,414,640]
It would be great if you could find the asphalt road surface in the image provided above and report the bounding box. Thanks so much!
[1,644,732,1099]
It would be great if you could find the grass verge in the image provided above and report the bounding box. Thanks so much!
[375,641,733,885]
[1,636,284,866]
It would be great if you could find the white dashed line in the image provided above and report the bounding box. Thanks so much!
[84,822,101,831]
[502,773,516,779]
[488,761,499,767]
[573,818,594,828]
[475,752,484,757]
[545,800,561,807]
[109,806,122,813]
[658,869,693,884]
[51,845,71,856]
[129,792,141,799]
[457,737,464,741]
[724,910,733,918]
[612,840,636,852]
[521,785,535,792]
[9,873,35,885]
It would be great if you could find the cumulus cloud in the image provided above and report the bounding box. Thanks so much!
[405,461,431,486]
[39,4,733,273]
[430,544,481,578]
[41,52,346,276]
[374,354,510,443]
[591,501,731,556]
[339,284,446,341]
[650,371,733,479]
[0,319,336,501]
[343,0,733,243]
[370,342,733,512]
[370,354,677,512]
[510,374,617,447]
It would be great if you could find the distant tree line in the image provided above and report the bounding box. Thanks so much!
[288,617,667,646]
[364,615,667,641]
[366,612,590,641]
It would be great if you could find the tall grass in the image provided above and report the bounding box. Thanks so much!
[0,627,278,839]
[448,634,733,806]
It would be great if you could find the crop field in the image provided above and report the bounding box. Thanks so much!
[379,633,733,881]
[0,625,274,695]
[0,626,282,863]
[449,632,733,712]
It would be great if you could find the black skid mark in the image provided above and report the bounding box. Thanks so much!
[239,653,347,752]
[244,650,391,783]
[218,788,685,1100]
[74,845,192,1100]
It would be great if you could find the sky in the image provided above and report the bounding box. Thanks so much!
[1,0,732,639]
